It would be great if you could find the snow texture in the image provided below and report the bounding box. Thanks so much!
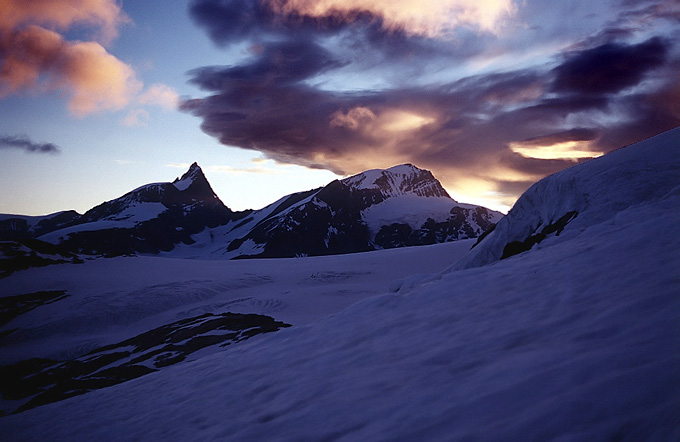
[37,202,167,243]
[341,163,450,198]
[361,195,502,236]
[0,128,679,441]
[458,127,680,269]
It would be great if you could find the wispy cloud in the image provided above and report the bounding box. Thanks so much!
[165,162,193,169]
[165,162,282,175]
[0,135,60,154]
[206,164,283,175]
[138,84,180,110]
[122,109,150,127]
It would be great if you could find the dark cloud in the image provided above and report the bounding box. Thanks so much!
[516,128,600,147]
[188,39,346,88]
[188,0,381,45]
[0,135,60,154]
[188,0,275,44]
[187,0,492,66]
[552,37,669,95]
[184,0,680,210]
[618,0,680,23]
[182,30,679,196]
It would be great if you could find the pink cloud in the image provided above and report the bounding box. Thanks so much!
[0,0,177,118]
[263,0,516,37]
[138,84,180,110]
[0,26,141,116]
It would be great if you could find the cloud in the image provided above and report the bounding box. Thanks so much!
[188,0,276,44]
[552,37,669,95]
[123,84,180,126]
[184,0,680,211]
[330,107,377,130]
[165,162,280,175]
[0,26,142,116]
[206,164,282,175]
[166,162,193,169]
[138,84,180,110]
[263,0,516,37]
[0,0,141,116]
[0,0,128,44]
[0,134,60,154]
[0,0,177,119]
[122,108,150,127]
[509,133,604,161]
[189,0,513,50]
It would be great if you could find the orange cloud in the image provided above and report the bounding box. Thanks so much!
[330,106,376,129]
[0,0,180,118]
[331,106,435,134]
[64,40,142,116]
[378,110,435,132]
[509,140,604,161]
[0,26,141,116]
[264,0,516,37]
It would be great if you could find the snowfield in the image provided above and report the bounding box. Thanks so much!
[1,128,679,441]
[0,240,474,366]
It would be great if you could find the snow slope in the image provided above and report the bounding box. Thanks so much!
[1,129,679,440]
[341,163,450,198]
[458,127,680,269]
[0,240,474,365]
[37,202,168,243]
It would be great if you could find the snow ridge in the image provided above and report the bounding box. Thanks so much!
[459,126,680,269]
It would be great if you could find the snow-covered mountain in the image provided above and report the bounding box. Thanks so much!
[2,163,501,261]
[173,164,502,258]
[0,164,245,257]
[0,211,81,240]
[0,212,84,276]
[0,128,677,440]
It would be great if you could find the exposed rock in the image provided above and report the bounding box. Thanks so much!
[0,312,291,415]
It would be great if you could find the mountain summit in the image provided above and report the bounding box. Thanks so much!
[173,162,203,189]
[170,162,222,206]
[341,164,451,199]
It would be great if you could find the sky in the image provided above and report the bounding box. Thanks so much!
[0,0,678,216]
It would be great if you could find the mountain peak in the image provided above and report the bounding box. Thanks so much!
[342,164,452,199]
[173,162,205,191]
[385,163,417,173]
